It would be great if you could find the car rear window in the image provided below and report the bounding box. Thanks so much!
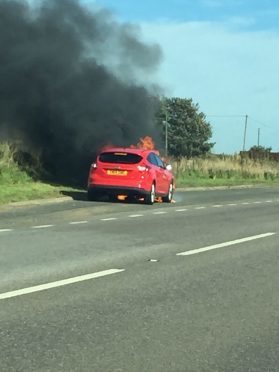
[99,152,142,164]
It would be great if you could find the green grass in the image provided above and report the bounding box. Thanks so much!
[175,173,279,188]
[0,182,77,205]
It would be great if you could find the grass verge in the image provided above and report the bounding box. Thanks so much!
[175,175,279,188]
[0,182,81,205]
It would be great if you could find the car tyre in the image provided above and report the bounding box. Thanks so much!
[145,183,155,205]
[162,182,174,203]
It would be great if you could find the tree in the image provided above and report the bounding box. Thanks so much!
[157,97,214,158]
[247,145,272,161]
[249,145,272,153]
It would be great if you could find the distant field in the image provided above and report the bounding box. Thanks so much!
[1,142,279,205]
[173,155,279,187]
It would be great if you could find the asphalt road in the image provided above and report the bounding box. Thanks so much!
[0,187,278,371]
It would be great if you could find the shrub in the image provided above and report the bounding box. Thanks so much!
[0,143,32,185]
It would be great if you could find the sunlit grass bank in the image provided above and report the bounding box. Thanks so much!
[0,183,69,205]
[0,143,79,205]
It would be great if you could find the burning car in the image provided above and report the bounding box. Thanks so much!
[87,147,174,205]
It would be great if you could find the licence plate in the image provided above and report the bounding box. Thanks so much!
[107,170,127,176]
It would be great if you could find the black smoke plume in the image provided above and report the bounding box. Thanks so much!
[0,0,162,184]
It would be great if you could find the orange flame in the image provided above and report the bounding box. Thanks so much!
[117,194,127,201]
[99,136,158,153]
[131,136,158,152]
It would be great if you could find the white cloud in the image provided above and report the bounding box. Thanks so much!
[140,19,279,153]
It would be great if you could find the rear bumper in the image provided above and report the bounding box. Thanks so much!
[88,185,150,196]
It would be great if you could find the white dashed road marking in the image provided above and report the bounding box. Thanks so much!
[32,225,54,229]
[0,268,125,300]
[69,221,88,225]
[1,198,277,233]
[177,232,275,256]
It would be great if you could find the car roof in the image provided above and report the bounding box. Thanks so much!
[99,147,153,155]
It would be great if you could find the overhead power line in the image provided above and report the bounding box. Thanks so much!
[248,116,277,133]
[207,114,277,133]
[206,115,246,118]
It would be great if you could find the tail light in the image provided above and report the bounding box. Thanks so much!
[88,163,97,187]
[137,165,150,172]
[91,162,97,171]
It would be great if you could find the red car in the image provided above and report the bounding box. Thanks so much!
[87,147,174,204]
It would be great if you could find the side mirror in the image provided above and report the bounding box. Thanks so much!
[165,164,172,171]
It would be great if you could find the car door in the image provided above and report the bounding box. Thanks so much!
[147,153,165,194]
[154,154,170,193]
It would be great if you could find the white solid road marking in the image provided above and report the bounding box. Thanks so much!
[129,214,143,218]
[101,218,117,221]
[0,229,13,233]
[32,225,54,229]
[177,232,275,256]
[69,221,88,225]
[0,269,125,300]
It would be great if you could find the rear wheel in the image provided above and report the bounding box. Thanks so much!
[145,183,155,205]
[162,182,174,203]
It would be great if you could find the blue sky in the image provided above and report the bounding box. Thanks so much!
[92,0,279,28]
[88,0,279,153]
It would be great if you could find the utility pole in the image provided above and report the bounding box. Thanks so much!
[257,128,260,147]
[242,115,248,151]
